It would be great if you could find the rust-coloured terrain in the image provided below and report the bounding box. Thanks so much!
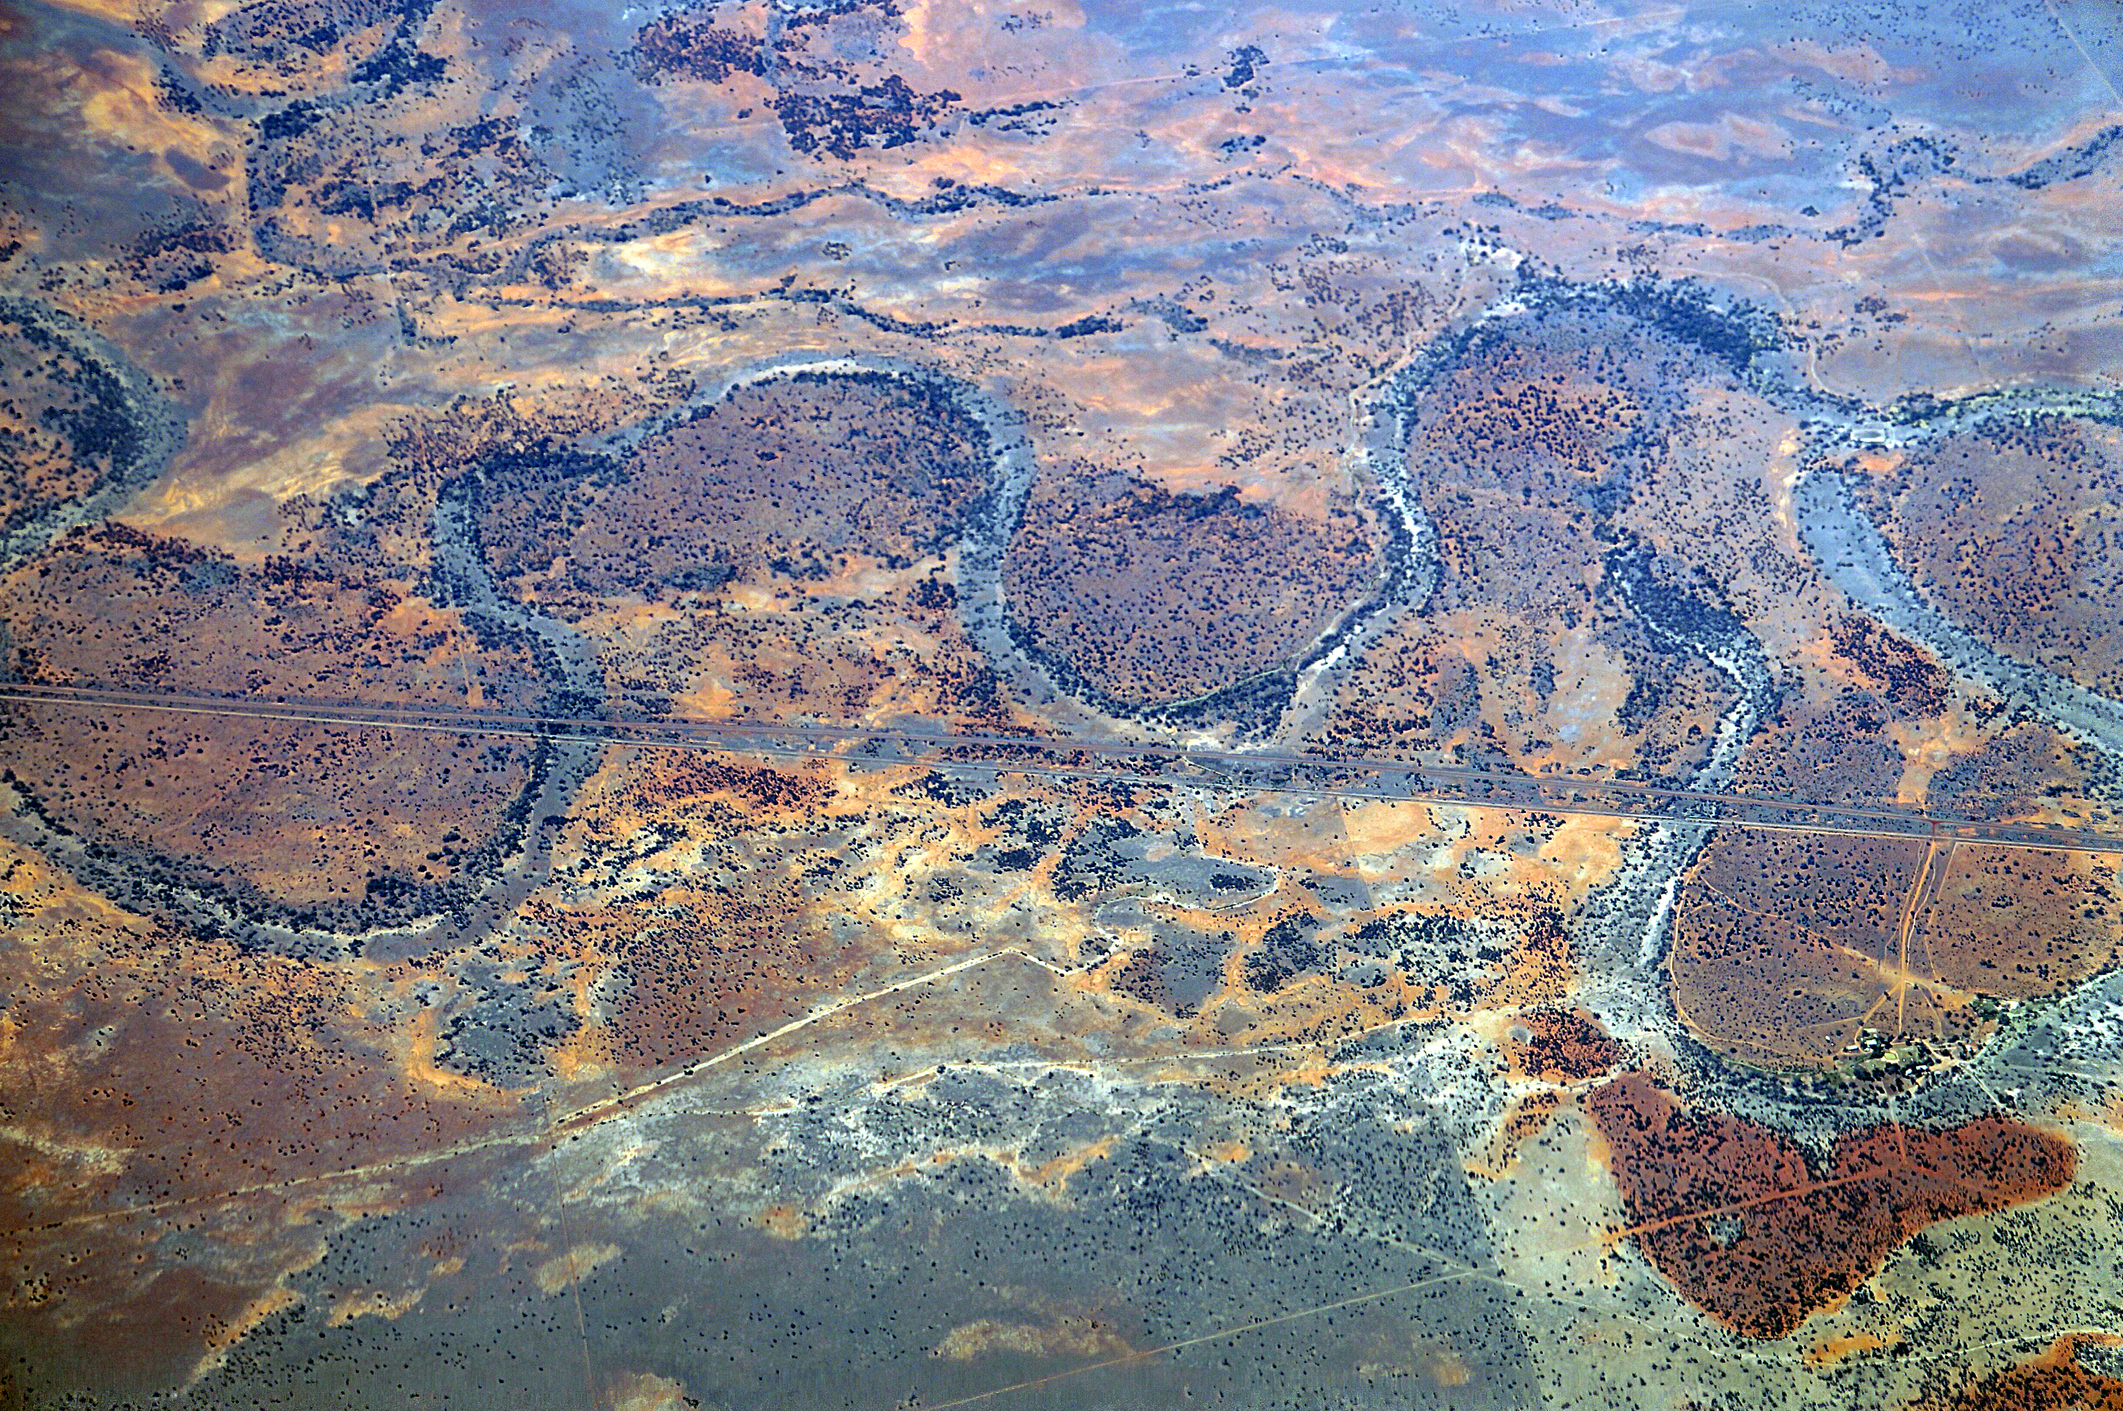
[1504,1008,1620,1084]
[1906,1337,2123,1411]
[1586,1072,2076,1340]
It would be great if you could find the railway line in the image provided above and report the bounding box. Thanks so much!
[5,680,2119,855]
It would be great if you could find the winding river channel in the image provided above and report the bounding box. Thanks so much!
[1596,390,2123,1130]
[1796,454,2123,758]
[619,326,2123,1136]
[5,290,2119,1123]
[0,297,186,565]
[1789,405,2123,1124]
[1305,291,2123,1132]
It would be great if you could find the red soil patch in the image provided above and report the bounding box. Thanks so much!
[1505,1008,1619,1082]
[627,755,833,813]
[1585,1071,2075,1339]
[0,905,511,1222]
[1909,1336,2123,1411]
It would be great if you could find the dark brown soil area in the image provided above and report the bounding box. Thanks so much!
[0,523,546,923]
[1587,1072,2075,1340]
[1907,1337,2123,1411]
[1003,464,1381,710]
[1886,417,2123,696]
[1504,1008,1620,1082]
[477,374,990,609]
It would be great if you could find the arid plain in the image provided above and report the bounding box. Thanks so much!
[2,0,2122,1406]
